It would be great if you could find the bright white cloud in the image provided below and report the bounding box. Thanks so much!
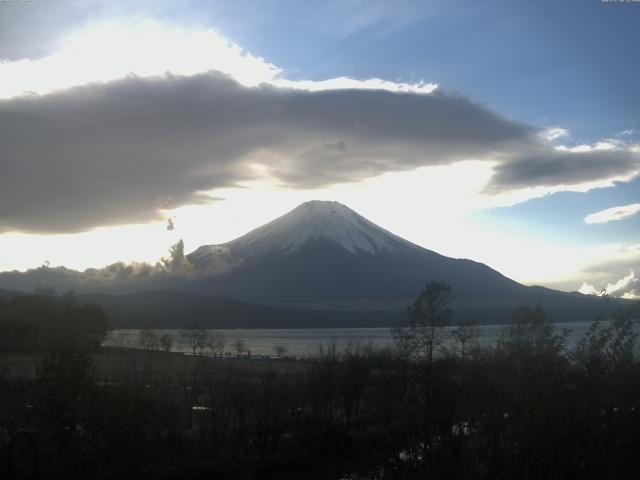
[0,21,279,98]
[578,269,638,298]
[584,203,640,224]
[609,269,638,296]
[273,76,437,94]
[578,281,599,295]
[0,222,176,272]
[0,20,436,100]
[540,127,569,142]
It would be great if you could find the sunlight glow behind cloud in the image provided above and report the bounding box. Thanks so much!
[0,21,437,100]
[0,160,629,290]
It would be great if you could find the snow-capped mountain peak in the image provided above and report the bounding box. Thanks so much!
[230,200,412,256]
[189,201,415,268]
[229,200,408,257]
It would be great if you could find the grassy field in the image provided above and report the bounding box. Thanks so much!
[1,346,306,382]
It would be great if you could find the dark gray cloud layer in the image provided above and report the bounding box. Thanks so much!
[486,149,639,193]
[1,71,638,233]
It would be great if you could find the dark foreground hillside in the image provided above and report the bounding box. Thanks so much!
[1,297,640,479]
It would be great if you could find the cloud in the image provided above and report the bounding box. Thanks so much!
[0,239,198,293]
[0,21,281,99]
[1,23,639,234]
[577,282,602,296]
[0,1,434,61]
[540,127,569,142]
[607,269,638,296]
[1,70,638,234]
[0,21,436,100]
[483,145,639,193]
[0,71,526,233]
[0,236,248,292]
[273,77,436,94]
[301,0,434,38]
[578,269,638,298]
[573,243,640,298]
[584,203,640,224]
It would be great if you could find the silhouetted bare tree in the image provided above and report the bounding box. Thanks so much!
[393,281,454,363]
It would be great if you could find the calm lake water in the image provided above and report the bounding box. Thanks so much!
[103,321,628,357]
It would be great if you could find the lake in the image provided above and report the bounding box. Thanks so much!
[103,321,626,357]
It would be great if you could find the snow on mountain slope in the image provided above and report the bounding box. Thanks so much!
[190,201,419,268]
[232,201,416,256]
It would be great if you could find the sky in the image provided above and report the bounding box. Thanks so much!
[0,0,638,298]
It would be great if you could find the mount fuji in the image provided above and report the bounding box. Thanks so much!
[183,201,618,323]
[0,200,623,326]
[187,201,520,302]
[192,200,414,259]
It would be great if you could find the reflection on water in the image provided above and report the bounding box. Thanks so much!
[103,321,627,357]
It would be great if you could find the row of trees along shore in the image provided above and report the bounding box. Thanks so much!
[0,283,639,479]
[0,289,108,353]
